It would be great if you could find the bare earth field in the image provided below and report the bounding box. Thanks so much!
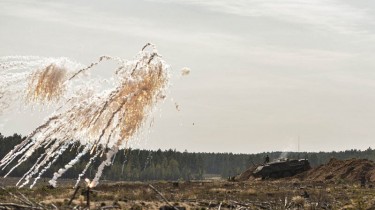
[1,177,375,209]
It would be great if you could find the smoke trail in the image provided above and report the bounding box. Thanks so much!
[90,146,119,188]
[74,149,100,189]
[48,145,90,188]
[0,44,170,188]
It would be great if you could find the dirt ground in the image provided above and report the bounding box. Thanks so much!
[0,178,375,209]
[1,158,375,209]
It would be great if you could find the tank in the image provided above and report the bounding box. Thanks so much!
[253,158,311,179]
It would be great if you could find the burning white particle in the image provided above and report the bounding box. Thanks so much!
[181,67,190,76]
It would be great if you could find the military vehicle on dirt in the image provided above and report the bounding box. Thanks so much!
[253,158,310,179]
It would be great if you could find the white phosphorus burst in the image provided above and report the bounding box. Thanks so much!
[0,43,170,188]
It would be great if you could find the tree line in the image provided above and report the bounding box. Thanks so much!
[0,133,374,181]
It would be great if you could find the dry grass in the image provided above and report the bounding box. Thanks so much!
[209,188,227,194]
[291,195,305,206]
[240,188,257,196]
[1,178,375,209]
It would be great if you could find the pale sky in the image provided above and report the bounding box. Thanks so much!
[1,0,375,153]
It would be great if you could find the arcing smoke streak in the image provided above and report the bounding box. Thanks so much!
[74,149,100,189]
[48,145,91,188]
[91,146,118,187]
[0,44,170,188]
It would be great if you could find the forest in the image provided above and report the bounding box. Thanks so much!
[0,133,374,181]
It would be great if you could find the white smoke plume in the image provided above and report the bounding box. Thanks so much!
[0,43,170,188]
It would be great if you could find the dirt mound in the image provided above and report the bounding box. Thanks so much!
[235,165,258,181]
[304,158,375,182]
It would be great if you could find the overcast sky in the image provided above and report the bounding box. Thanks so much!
[1,0,375,153]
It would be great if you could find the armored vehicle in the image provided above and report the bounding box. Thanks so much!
[253,158,310,179]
